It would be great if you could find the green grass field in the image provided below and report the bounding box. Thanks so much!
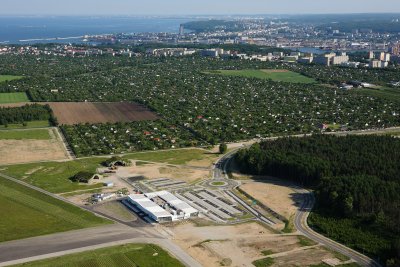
[11,244,184,267]
[0,92,30,104]
[357,87,400,103]
[0,120,50,130]
[1,158,107,193]
[207,69,316,84]
[0,129,51,140]
[0,75,23,83]
[124,148,218,165]
[1,149,216,193]
[0,177,111,242]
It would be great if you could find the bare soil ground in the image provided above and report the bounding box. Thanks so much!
[0,129,69,165]
[239,179,299,220]
[270,246,335,266]
[47,102,159,125]
[116,160,210,183]
[0,102,159,125]
[0,102,31,108]
[168,221,336,267]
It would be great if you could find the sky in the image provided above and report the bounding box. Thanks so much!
[1,0,400,15]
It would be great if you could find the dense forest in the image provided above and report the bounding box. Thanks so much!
[235,135,400,266]
[0,104,55,126]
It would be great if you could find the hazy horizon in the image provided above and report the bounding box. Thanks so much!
[1,0,400,16]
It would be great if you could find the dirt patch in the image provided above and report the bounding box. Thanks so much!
[169,221,277,267]
[169,221,337,267]
[116,161,209,183]
[0,102,31,108]
[0,131,69,165]
[271,246,335,266]
[239,179,299,220]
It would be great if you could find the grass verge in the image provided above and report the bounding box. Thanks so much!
[0,129,50,140]
[0,177,111,242]
[1,158,107,193]
[10,243,183,267]
[0,92,29,104]
[0,120,50,130]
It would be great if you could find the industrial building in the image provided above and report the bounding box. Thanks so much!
[126,191,198,223]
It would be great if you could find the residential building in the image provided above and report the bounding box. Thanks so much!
[369,59,388,68]
[314,52,349,66]
[201,49,219,57]
[389,44,400,56]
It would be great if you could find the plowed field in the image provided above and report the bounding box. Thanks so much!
[51,102,159,125]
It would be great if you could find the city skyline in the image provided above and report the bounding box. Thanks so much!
[1,0,400,15]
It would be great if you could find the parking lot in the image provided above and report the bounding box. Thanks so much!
[177,189,246,222]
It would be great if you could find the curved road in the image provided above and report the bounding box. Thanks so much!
[215,147,381,267]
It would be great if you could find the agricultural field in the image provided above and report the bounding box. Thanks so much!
[0,177,110,242]
[0,75,23,83]
[47,102,159,125]
[10,244,184,267]
[0,92,29,104]
[0,128,69,165]
[208,69,316,83]
[0,129,50,140]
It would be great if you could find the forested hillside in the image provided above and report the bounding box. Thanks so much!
[235,135,400,266]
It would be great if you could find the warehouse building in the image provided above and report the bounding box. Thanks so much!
[126,191,198,223]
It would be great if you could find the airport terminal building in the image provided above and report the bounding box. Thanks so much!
[126,191,198,222]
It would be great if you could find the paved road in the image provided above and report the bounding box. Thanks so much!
[216,146,382,267]
[294,192,381,267]
[211,150,275,225]
[0,174,202,267]
[0,224,201,267]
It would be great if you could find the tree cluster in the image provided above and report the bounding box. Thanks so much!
[0,104,52,125]
[235,135,400,263]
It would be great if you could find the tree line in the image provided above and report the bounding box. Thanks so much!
[0,104,56,126]
[235,135,400,265]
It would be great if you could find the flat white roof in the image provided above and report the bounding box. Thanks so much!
[128,194,171,218]
[145,191,198,214]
